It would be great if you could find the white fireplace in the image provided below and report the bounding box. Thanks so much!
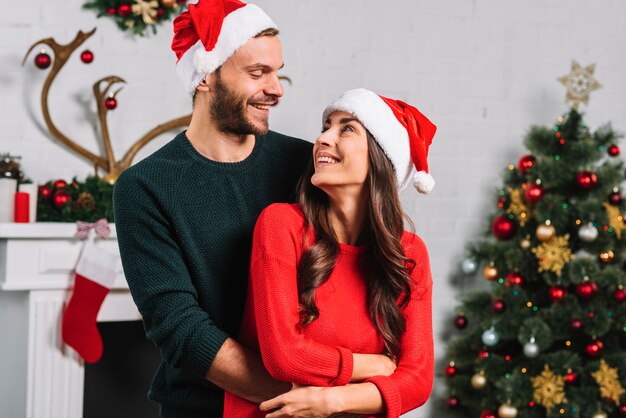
[0,223,140,418]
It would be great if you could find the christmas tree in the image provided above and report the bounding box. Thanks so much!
[444,62,626,418]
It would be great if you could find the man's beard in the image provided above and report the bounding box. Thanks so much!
[210,76,269,136]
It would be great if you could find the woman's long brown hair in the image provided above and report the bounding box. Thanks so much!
[296,131,416,360]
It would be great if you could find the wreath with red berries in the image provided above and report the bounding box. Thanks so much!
[83,0,187,36]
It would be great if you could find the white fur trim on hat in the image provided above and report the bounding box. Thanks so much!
[176,4,277,95]
[322,88,414,191]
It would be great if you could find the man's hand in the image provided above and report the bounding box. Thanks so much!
[260,384,350,418]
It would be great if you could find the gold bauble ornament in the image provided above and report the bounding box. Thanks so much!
[592,412,608,418]
[161,0,177,7]
[482,264,499,281]
[520,237,531,250]
[471,371,487,389]
[498,402,518,418]
[536,222,556,242]
[599,250,615,264]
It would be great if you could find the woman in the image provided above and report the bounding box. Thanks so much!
[224,88,436,417]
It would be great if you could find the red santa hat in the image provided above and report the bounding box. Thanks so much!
[322,88,437,194]
[171,0,277,95]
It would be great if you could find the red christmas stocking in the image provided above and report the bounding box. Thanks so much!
[62,241,119,363]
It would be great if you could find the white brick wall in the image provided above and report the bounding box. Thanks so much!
[3,1,626,416]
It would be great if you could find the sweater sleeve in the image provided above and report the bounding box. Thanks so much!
[249,204,353,387]
[364,235,434,418]
[113,169,228,378]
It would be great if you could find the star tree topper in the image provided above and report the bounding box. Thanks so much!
[558,60,602,109]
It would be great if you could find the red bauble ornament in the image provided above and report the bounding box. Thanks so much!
[52,190,72,209]
[564,370,577,384]
[492,299,505,313]
[157,8,165,18]
[608,144,620,157]
[619,402,626,415]
[549,285,567,302]
[586,340,603,357]
[53,179,68,189]
[38,184,52,199]
[506,272,524,287]
[480,411,496,418]
[445,364,457,378]
[577,171,598,190]
[570,319,583,331]
[478,350,489,359]
[35,51,51,69]
[609,192,622,205]
[104,96,118,110]
[447,396,459,408]
[107,7,116,15]
[492,215,515,240]
[453,314,467,329]
[525,183,544,203]
[518,154,536,174]
[80,50,94,64]
[576,281,598,300]
[615,287,626,303]
[118,4,132,16]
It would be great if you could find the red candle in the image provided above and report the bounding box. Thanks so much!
[14,192,29,223]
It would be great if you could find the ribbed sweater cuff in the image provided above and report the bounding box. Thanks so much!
[331,346,354,386]
[364,375,401,418]
[184,327,230,377]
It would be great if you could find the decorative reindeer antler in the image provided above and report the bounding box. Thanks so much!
[22,28,191,183]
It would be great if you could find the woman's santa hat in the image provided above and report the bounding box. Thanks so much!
[171,0,277,95]
[322,88,437,194]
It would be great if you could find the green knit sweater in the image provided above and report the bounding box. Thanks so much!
[113,130,311,417]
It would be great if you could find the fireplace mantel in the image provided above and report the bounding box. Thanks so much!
[0,222,141,418]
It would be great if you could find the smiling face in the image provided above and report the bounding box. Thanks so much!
[207,34,284,135]
[311,111,370,194]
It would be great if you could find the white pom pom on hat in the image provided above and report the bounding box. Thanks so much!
[322,88,437,194]
[171,0,277,95]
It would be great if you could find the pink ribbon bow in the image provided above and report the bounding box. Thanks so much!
[75,218,111,240]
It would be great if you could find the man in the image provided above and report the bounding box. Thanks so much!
[113,0,311,416]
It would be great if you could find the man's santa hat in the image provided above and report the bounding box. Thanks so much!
[322,88,438,194]
[171,0,277,95]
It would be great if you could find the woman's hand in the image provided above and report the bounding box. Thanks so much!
[260,384,342,418]
[351,353,396,381]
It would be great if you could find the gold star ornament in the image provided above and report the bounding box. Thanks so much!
[592,360,626,406]
[507,188,531,227]
[603,202,624,239]
[558,60,602,109]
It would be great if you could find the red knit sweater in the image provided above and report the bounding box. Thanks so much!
[223,203,434,418]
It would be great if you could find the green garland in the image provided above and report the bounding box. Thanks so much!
[37,176,114,223]
[83,0,187,36]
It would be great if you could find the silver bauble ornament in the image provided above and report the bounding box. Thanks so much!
[523,338,540,358]
[481,327,500,346]
[498,403,518,418]
[461,258,478,274]
[470,372,487,389]
[578,222,598,242]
